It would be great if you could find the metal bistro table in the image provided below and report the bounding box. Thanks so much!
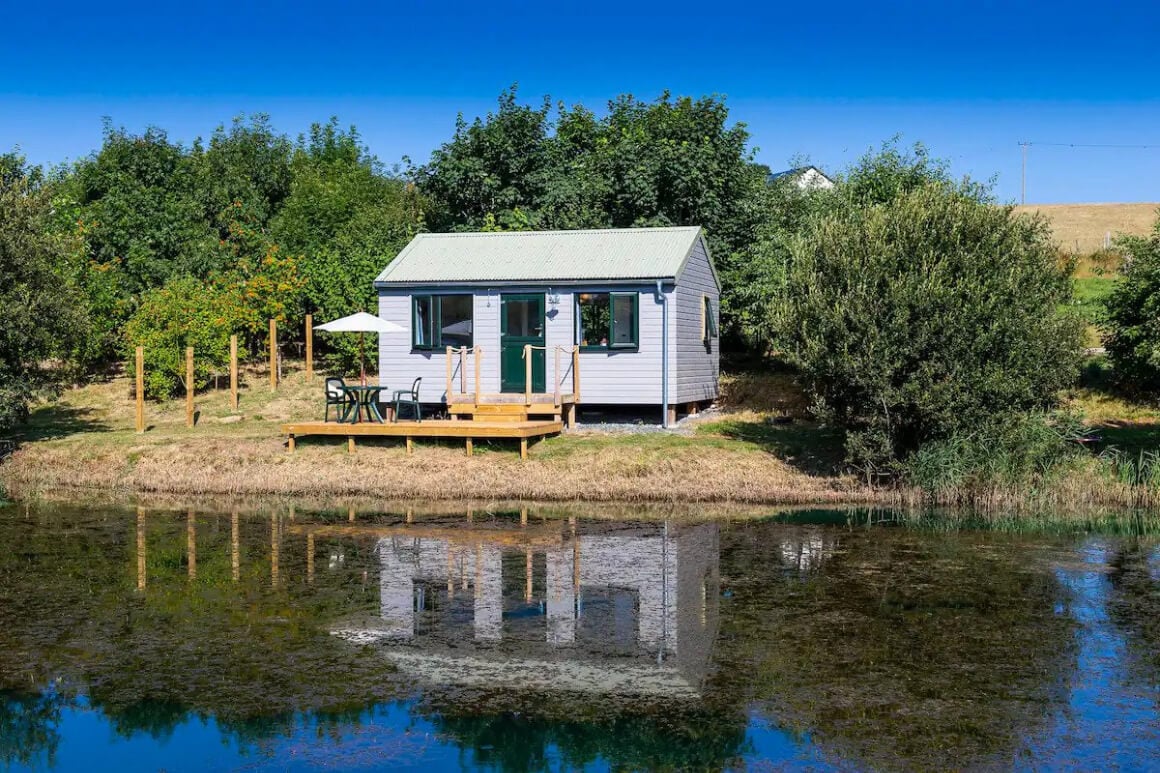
[340,385,385,423]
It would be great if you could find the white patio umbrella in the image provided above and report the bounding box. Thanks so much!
[315,312,405,385]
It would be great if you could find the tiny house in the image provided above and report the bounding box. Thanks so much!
[374,226,720,425]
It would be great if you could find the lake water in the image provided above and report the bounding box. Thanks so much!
[0,503,1157,772]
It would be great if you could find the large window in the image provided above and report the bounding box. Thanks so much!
[412,294,473,350]
[576,292,638,350]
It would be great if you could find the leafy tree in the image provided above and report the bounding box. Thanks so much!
[272,121,422,370]
[0,152,87,433]
[123,278,249,399]
[778,147,1083,468]
[1104,218,1160,393]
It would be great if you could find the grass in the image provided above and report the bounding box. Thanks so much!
[1,364,872,506]
[1015,202,1157,254]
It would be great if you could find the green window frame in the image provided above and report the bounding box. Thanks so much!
[703,295,719,343]
[412,294,473,350]
[575,292,639,350]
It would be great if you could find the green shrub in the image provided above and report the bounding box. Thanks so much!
[1104,220,1160,393]
[123,278,249,399]
[778,169,1084,470]
[903,413,1090,501]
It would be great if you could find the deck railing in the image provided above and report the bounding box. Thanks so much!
[445,346,483,404]
[444,344,581,407]
[522,344,580,406]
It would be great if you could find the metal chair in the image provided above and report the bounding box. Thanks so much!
[393,378,422,422]
[324,377,354,422]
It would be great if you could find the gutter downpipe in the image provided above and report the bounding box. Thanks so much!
[657,279,669,428]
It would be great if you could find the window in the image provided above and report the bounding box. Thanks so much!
[412,295,473,350]
[703,295,718,343]
[576,292,637,349]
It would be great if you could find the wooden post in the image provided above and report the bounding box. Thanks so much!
[229,335,238,411]
[185,346,194,428]
[287,434,295,453]
[524,344,532,405]
[135,346,145,433]
[474,346,482,406]
[554,347,561,407]
[347,436,355,454]
[572,345,580,403]
[405,436,413,456]
[525,549,533,602]
[459,347,467,394]
[445,346,453,399]
[269,319,277,390]
[465,437,473,457]
[519,437,528,460]
[305,313,313,382]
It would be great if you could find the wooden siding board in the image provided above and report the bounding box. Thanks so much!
[379,284,676,406]
[673,238,720,403]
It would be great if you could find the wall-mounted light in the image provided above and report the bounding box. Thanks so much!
[547,287,560,307]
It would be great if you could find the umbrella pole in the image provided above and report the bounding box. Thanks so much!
[360,331,367,386]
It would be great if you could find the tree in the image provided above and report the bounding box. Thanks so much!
[0,152,87,433]
[1104,218,1160,393]
[778,146,1083,468]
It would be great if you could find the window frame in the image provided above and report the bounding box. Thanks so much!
[702,295,719,344]
[411,293,474,351]
[575,291,639,351]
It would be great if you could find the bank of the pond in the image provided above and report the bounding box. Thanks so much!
[6,371,1160,514]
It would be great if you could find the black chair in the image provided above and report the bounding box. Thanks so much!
[324,377,354,422]
[393,378,422,422]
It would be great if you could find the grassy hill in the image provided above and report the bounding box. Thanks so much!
[1014,202,1158,254]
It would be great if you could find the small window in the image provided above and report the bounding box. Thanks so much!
[412,295,473,350]
[703,296,718,343]
[576,292,638,350]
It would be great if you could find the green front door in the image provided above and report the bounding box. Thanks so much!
[500,294,546,393]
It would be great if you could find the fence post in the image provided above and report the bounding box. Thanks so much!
[524,344,532,405]
[269,319,277,391]
[305,313,313,382]
[135,346,145,433]
[572,345,580,403]
[185,346,194,428]
[229,335,238,411]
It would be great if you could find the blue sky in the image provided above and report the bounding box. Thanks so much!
[4,0,1159,203]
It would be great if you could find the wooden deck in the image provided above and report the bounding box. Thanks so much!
[281,419,562,459]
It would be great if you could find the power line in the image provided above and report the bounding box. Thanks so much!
[1023,141,1160,150]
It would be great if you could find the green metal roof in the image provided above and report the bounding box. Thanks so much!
[375,226,704,285]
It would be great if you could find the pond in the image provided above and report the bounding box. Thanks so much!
[0,503,1157,771]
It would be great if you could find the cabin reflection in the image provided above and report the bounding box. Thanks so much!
[330,517,721,697]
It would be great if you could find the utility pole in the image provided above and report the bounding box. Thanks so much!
[1019,141,1030,205]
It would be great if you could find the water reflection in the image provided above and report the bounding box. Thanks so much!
[0,504,1157,771]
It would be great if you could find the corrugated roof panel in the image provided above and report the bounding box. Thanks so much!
[375,226,702,284]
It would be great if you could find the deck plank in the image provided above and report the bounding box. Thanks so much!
[281,419,562,440]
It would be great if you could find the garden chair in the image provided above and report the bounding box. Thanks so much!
[393,378,422,422]
[324,377,354,422]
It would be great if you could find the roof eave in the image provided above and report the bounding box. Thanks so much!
[374,276,677,290]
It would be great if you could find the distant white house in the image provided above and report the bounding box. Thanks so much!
[769,165,836,191]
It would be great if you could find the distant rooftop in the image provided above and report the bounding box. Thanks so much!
[375,226,705,285]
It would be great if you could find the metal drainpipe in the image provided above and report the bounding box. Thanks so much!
[657,279,669,428]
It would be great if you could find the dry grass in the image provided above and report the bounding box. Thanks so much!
[1014,202,1158,254]
[1,365,877,506]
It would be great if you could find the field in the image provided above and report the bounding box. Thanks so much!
[1015,202,1158,254]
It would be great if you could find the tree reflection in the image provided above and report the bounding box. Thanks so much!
[0,690,68,768]
[1107,541,1160,695]
[715,522,1079,770]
